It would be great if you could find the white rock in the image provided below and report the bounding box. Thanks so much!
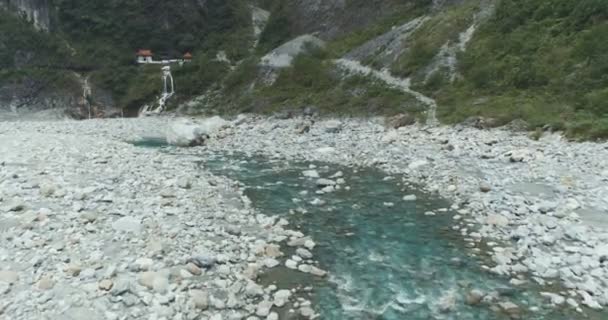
[403,194,417,201]
[324,120,342,133]
[112,216,142,233]
[166,119,209,147]
[273,289,291,307]
[408,160,429,170]
[302,170,320,178]
[0,270,18,284]
[285,259,298,269]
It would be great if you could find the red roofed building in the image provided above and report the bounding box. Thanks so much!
[136,49,154,64]
[183,52,193,61]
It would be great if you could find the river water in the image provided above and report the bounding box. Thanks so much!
[133,138,595,319]
[200,152,589,320]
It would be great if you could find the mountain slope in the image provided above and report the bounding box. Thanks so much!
[2,0,608,139]
[210,0,608,139]
[0,0,252,117]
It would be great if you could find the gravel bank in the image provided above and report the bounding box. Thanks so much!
[0,118,320,320]
[3,115,608,318]
[206,115,608,313]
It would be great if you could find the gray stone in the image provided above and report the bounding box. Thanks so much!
[190,253,216,268]
[110,278,131,296]
[296,248,313,259]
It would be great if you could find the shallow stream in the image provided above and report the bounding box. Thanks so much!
[201,152,586,320]
[132,138,596,319]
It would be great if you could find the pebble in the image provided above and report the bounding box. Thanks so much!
[98,279,113,291]
[186,263,202,276]
[285,260,298,269]
[37,276,54,290]
[403,194,417,201]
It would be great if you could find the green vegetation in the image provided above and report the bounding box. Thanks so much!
[212,50,425,117]
[434,0,608,139]
[0,10,68,70]
[2,0,251,112]
[0,10,78,98]
[257,1,293,54]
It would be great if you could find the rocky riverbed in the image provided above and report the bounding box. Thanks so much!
[2,115,608,319]
[0,118,322,320]
[203,115,608,314]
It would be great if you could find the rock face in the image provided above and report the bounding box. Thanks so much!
[260,35,325,68]
[1,0,51,31]
[0,73,119,120]
[283,0,423,40]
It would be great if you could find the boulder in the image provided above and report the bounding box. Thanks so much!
[166,119,209,147]
[385,113,416,129]
[166,117,229,147]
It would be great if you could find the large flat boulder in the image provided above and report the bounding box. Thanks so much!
[166,117,229,147]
